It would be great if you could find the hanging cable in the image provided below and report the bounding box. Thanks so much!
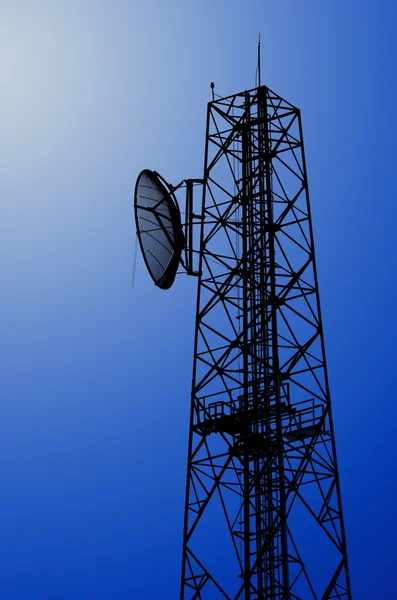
[131,233,138,288]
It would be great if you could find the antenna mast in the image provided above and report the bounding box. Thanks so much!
[258,33,261,87]
[132,54,353,600]
[180,83,352,599]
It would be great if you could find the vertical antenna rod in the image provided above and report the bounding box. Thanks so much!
[258,34,261,88]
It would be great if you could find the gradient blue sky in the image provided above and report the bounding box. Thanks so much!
[1,1,396,597]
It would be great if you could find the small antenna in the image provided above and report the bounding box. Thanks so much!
[210,82,215,101]
[257,34,261,88]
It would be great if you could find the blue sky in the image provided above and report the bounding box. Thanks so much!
[1,1,396,597]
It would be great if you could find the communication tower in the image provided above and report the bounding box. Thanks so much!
[134,82,352,600]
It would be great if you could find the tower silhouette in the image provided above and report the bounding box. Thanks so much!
[180,84,352,599]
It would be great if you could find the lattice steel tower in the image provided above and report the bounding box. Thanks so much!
[180,85,352,599]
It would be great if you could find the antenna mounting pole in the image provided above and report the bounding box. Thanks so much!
[258,33,261,88]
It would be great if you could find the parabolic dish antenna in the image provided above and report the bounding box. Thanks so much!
[134,169,184,290]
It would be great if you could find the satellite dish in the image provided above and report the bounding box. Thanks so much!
[134,169,184,290]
